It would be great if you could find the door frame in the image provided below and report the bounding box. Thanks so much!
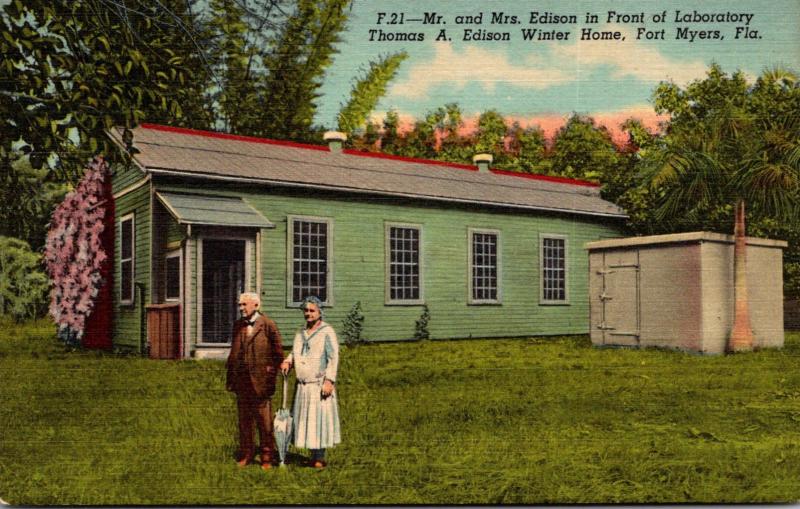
[195,232,254,347]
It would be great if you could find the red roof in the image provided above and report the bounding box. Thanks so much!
[139,123,600,188]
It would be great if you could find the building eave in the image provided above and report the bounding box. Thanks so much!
[106,127,150,176]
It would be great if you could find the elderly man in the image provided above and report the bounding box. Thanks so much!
[226,292,284,470]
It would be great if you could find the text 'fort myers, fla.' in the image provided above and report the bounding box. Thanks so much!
[368,10,761,43]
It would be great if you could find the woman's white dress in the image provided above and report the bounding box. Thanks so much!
[286,322,341,449]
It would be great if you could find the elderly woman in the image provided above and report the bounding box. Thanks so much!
[280,296,341,468]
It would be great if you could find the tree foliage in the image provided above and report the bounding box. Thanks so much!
[0,158,70,250]
[505,122,547,173]
[548,115,621,182]
[642,64,800,298]
[0,0,216,256]
[338,52,407,136]
[380,109,401,154]
[642,65,799,229]
[258,0,349,141]
[206,0,261,133]
[351,106,624,179]
[2,0,405,253]
[474,110,507,162]
[0,0,207,182]
[0,236,49,321]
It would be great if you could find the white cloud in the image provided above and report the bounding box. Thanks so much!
[389,27,710,100]
[552,25,709,84]
[389,43,571,99]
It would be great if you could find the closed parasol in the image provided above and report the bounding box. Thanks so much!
[273,373,293,466]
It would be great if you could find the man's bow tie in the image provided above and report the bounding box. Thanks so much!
[246,319,256,327]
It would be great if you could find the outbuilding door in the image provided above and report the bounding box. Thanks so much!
[597,250,640,345]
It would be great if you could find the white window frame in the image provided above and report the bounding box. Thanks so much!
[287,215,334,307]
[164,249,182,302]
[468,228,502,305]
[539,233,569,305]
[119,213,135,305]
[385,222,424,305]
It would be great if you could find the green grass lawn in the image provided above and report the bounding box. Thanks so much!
[1,316,799,504]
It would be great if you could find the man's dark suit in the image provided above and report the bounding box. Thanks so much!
[225,312,284,465]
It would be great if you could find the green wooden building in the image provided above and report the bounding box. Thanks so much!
[108,124,627,358]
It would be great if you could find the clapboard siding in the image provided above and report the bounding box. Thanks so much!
[151,201,186,303]
[112,183,151,351]
[111,162,147,195]
[165,211,185,245]
[155,182,622,344]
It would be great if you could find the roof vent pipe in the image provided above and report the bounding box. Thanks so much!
[473,153,493,173]
[323,131,347,152]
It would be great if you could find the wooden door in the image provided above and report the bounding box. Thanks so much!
[146,303,181,359]
[598,250,640,346]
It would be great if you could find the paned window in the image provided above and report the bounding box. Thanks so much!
[470,230,499,303]
[165,252,181,301]
[291,218,330,304]
[541,235,568,303]
[120,215,134,304]
[387,225,421,303]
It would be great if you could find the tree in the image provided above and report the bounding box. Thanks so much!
[600,119,663,236]
[0,158,69,251]
[338,52,407,137]
[0,237,50,321]
[643,65,800,352]
[376,103,471,162]
[349,121,382,151]
[0,0,208,184]
[2,0,405,252]
[474,110,509,165]
[396,108,444,160]
[549,114,621,182]
[258,0,349,141]
[206,0,261,133]
[380,109,401,154]
[505,122,547,173]
[435,103,473,163]
[1,0,213,257]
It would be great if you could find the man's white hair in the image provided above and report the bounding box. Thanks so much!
[239,292,260,305]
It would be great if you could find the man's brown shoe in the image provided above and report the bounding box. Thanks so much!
[261,462,273,471]
[236,457,252,468]
[310,460,326,469]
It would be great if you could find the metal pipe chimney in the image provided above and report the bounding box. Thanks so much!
[323,131,347,152]
[473,153,493,172]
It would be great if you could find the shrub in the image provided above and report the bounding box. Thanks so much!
[44,157,111,347]
[341,301,365,346]
[414,304,430,341]
[786,262,800,300]
[0,237,50,320]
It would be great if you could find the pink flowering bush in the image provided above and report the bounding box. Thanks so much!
[44,157,111,347]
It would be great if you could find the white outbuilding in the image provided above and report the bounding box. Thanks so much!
[585,232,787,354]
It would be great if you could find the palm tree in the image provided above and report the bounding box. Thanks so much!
[644,66,800,352]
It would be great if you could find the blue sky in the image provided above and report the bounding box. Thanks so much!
[316,0,799,133]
